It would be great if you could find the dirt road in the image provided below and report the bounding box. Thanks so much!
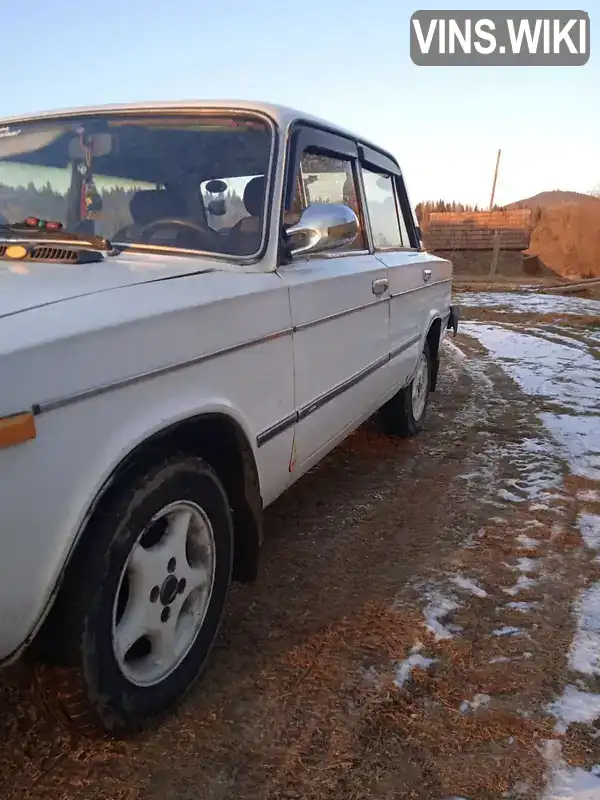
[1,293,599,800]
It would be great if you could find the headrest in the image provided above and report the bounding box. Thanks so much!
[129,190,187,226]
[243,176,265,218]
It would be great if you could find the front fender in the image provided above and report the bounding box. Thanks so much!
[0,384,258,664]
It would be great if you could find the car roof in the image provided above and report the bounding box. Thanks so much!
[0,99,400,169]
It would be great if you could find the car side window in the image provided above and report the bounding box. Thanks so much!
[298,151,365,251]
[361,168,406,250]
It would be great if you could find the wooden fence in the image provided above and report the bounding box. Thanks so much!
[422,209,532,251]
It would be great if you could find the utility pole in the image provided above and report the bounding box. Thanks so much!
[489,148,501,210]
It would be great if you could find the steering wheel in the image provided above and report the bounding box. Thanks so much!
[138,217,212,247]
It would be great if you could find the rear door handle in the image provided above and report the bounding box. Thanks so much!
[423,269,432,283]
[372,277,389,295]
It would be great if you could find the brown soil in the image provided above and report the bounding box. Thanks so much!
[0,312,598,800]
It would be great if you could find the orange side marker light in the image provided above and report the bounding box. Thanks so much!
[0,412,36,449]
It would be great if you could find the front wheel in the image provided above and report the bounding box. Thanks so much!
[38,457,233,737]
[381,344,431,438]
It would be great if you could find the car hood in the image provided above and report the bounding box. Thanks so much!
[0,251,225,318]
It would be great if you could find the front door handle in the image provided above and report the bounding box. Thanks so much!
[372,277,389,295]
[423,269,432,283]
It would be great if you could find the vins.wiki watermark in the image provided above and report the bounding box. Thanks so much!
[410,10,590,66]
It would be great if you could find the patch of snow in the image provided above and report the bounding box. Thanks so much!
[579,513,600,551]
[542,739,600,800]
[458,291,600,318]
[443,339,467,360]
[423,590,460,640]
[579,490,600,504]
[489,652,533,663]
[510,780,533,797]
[462,527,487,549]
[451,575,488,598]
[549,685,600,734]
[361,665,380,686]
[482,499,510,509]
[516,534,541,549]
[540,412,600,483]
[516,557,539,573]
[395,642,436,688]
[493,626,522,637]
[552,522,567,536]
[497,438,563,502]
[544,765,600,800]
[460,693,491,713]
[504,574,538,596]
[443,796,471,800]
[458,445,501,497]
[507,601,537,612]
[462,323,600,416]
[460,322,600,482]
[569,583,600,677]
[498,488,526,503]
[536,327,592,351]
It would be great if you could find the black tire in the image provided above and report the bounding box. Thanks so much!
[381,343,432,438]
[35,456,233,737]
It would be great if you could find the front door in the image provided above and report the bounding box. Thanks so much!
[279,127,391,475]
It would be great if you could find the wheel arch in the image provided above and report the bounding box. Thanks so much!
[80,411,263,583]
[29,410,263,663]
[425,316,443,392]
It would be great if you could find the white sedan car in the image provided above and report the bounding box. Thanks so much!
[0,100,458,735]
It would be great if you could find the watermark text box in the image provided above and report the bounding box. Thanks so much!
[410,10,590,66]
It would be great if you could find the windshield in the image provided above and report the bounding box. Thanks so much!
[0,112,272,257]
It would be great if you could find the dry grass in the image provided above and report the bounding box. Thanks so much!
[363,679,554,797]
[251,497,582,797]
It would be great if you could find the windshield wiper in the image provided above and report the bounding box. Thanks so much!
[0,218,118,258]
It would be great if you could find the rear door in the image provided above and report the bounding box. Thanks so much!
[358,145,451,387]
[279,126,391,475]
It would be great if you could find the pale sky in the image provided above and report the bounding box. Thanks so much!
[1,0,597,207]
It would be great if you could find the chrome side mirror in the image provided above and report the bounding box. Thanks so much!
[286,203,359,257]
